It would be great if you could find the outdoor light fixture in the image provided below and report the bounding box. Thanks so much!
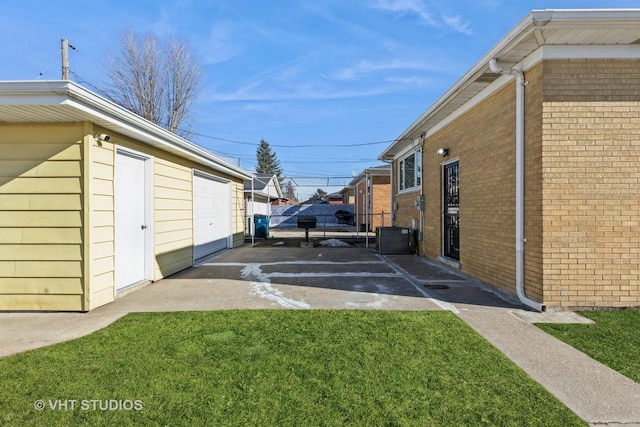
[437,147,449,157]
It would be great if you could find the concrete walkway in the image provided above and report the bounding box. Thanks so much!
[386,254,640,426]
[1,246,639,425]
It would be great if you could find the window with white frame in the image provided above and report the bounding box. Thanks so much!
[398,150,421,191]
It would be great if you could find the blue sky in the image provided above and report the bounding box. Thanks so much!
[1,0,638,199]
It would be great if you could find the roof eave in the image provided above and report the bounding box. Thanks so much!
[0,80,253,180]
[378,9,640,161]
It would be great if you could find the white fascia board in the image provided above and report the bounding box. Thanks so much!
[0,80,253,181]
[272,178,284,199]
[389,13,537,142]
[530,9,640,26]
[425,43,640,139]
[0,80,70,105]
[379,135,423,161]
[63,83,253,180]
[543,44,640,59]
[348,165,391,186]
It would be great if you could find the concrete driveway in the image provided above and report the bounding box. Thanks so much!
[0,245,506,357]
[0,247,431,357]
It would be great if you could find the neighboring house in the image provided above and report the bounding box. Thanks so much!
[272,197,294,206]
[244,173,283,234]
[326,192,343,205]
[349,165,391,232]
[0,81,253,312]
[340,186,355,204]
[379,9,640,310]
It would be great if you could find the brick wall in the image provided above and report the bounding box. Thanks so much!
[392,157,421,232]
[541,59,640,308]
[420,82,521,293]
[390,63,545,298]
[371,176,391,229]
[392,58,640,308]
[354,174,390,231]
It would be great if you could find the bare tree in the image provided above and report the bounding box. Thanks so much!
[104,30,202,137]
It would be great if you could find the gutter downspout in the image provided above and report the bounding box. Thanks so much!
[489,59,545,312]
[251,176,255,247]
[365,172,370,248]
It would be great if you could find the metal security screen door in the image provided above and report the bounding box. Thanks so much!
[443,161,460,260]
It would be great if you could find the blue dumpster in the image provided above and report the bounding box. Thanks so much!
[254,214,269,238]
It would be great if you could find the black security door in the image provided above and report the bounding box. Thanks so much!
[443,161,460,260]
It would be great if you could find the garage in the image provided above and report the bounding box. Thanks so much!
[193,171,232,261]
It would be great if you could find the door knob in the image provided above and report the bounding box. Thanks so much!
[141,225,147,230]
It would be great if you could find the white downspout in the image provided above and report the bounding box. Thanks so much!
[365,173,370,248]
[489,59,545,312]
[251,176,255,247]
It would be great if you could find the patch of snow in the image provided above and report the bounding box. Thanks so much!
[319,238,351,247]
[250,282,310,309]
[240,264,310,309]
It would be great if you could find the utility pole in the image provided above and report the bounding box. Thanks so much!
[61,38,75,80]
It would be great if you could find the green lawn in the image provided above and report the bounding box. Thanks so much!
[0,310,583,426]
[536,309,640,383]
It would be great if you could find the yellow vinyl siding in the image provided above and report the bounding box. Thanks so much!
[0,245,82,260]
[0,278,83,294]
[0,194,82,210]
[153,158,193,279]
[0,122,247,311]
[0,143,82,161]
[0,295,84,311]
[87,131,115,310]
[0,228,82,244]
[232,181,246,247]
[0,123,85,311]
[0,177,82,193]
[0,160,81,177]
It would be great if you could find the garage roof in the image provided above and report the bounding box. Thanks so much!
[379,9,640,160]
[0,80,253,180]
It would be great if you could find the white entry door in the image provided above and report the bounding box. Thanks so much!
[115,149,150,291]
[193,172,231,261]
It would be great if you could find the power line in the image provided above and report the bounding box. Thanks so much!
[48,60,403,152]
[193,131,401,148]
[283,176,353,179]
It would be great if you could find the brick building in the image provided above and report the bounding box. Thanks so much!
[379,9,640,310]
[349,165,391,232]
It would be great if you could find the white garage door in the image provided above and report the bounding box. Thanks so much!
[193,171,232,260]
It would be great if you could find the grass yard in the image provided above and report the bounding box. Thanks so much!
[536,309,640,384]
[0,310,584,426]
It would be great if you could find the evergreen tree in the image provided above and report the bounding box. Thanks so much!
[284,180,297,201]
[310,188,328,203]
[255,139,283,181]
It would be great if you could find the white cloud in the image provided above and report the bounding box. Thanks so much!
[370,0,473,35]
[371,0,438,26]
[384,75,431,85]
[443,15,473,36]
[325,58,443,81]
[201,21,241,64]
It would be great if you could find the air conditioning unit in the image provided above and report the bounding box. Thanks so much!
[376,227,412,255]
